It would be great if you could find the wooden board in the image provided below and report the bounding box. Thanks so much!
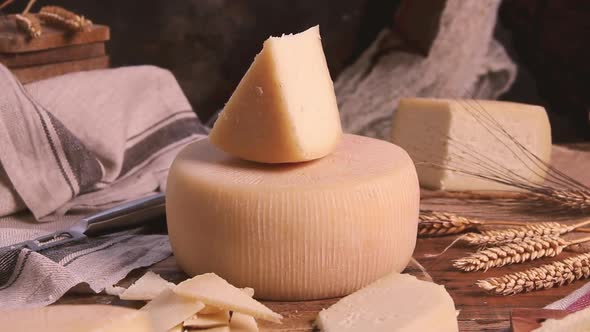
[10,56,109,83]
[511,308,568,332]
[0,16,109,53]
[0,43,106,68]
[54,145,590,331]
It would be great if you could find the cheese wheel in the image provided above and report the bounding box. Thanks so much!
[166,134,419,300]
[0,305,152,332]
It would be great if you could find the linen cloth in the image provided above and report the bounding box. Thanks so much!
[0,64,206,308]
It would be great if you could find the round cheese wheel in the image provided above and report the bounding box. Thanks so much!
[166,134,419,300]
[0,305,151,332]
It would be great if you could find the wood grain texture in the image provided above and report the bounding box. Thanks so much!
[511,308,568,332]
[11,56,109,83]
[0,15,109,53]
[55,145,590,331]
[0,42,105,68]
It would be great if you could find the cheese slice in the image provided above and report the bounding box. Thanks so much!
[209,25,342,163]
[534,306,590,331]
[316,273,458,332]
[167,325,183,332]
[183,310,230,329]
[390,98,552,191]
[174,273,282,323]
[120,271,175,300]
[140,288,205,332]
[199,327,230,332]
[199,287,255,315]
[230,313,259,332]
[166,134,419,300]
[0,305,153,332]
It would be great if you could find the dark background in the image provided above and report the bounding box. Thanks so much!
[4,0,590,142]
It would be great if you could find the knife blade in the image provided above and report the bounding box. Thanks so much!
[2,192,166,252]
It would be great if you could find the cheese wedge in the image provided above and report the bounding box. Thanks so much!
[230,312,259,332]
[316,273,458,332]
[166,134,419,300]
[140,288,205,332]
[0,305,153,332]
[174,273,282,323]
[390,98,551,191]
[120,271,175,301]
[209,25,342,163]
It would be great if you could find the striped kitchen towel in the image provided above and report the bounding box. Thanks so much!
[0,64,207,308]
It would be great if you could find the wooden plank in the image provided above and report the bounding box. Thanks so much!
[11,56,109,83]
[0,43,106,68]
[0,15,109,53]
[53,144,590,331]
[511,308,568,332]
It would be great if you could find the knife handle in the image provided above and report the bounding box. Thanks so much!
[80,192,166,236]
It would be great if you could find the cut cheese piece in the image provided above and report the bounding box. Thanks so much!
[534,306,590,332]
[199,287,255,315]
[316,273,458,332]
[140,288,205,332]
[120,271,175,300]
[230,313,259,332]
[167,325,182,332]
[390,98,552,191]
[166,134,419,300]
[183,310,230,329]
[106,285,126,296]
[209,25,342,163]
[199,327,230,332]
[0,305,153,332]
[174,273,282,323]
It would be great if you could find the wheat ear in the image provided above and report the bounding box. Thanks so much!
[15,13,41,38]
[418,211,528,237]
[453,235,590,272]
[477,253,590,295]
[536,189,590,213]
[38,6,92,32]
[463,218,590,246]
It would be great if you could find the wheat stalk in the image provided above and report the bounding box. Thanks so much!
[535,189,590,213]
[38,6,92,32]
[463,218,590,246]
[15,13,41,38]
[477,253,590,295]
[453,235,590,272]
[419,211,529,237]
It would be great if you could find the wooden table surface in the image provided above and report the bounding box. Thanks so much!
[56,145,590,331]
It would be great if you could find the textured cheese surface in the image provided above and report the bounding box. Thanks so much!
[120,271,175,300]
[174,273,282,323]
[230,313,259,332]
[140,288,205,332]
[390,98,552,191]
[316,273,458,332]
[0,305,153,332]
[166,134,419,300]
[534,306,590,332]
[209,25,342,163]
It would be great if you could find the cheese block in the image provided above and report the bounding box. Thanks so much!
[0,305,153,332]
[390,98,552,191]
[140,288,205,332]
[209,25,342,163]
[316,273,458,332]
[120,271,175,300]
[534,306,590,332]
[174,273,282,323]
[166,134,419,300]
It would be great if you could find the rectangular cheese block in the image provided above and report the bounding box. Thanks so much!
[316,273,458,332]
[390,98,551,191]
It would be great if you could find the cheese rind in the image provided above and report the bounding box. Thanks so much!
[316,273,458,332]
[390,98,552,191]
[0,305,153,332]
[166,134,419,300]
[209,25,342,163]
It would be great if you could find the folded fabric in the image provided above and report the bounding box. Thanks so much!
[0,64,207,308]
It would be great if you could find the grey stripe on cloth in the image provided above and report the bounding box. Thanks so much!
[0,64,207,308]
